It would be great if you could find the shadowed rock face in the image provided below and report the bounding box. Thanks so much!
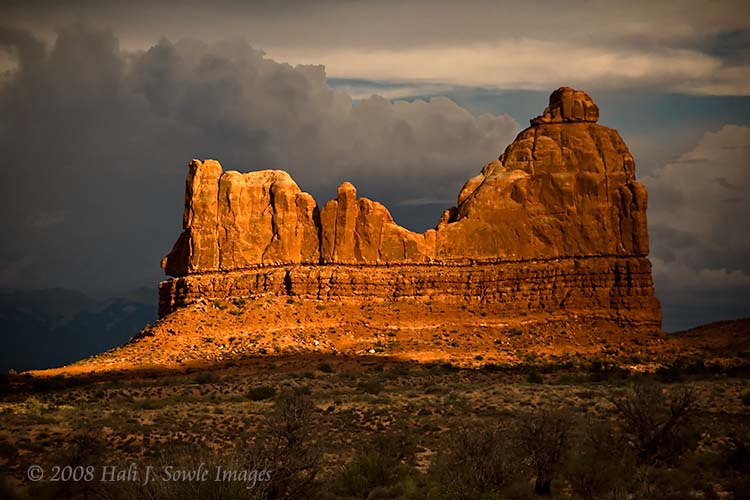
[162,87,650,272]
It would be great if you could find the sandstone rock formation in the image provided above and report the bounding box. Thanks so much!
[319,182,435,264]
[162,161,320,275]
[159,87,661,328]
[436,86,648,260]
[530,86,600,124]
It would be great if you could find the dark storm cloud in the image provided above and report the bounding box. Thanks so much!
[642,125,750,330]
[694,29,750,64]
[0,25,45,68]
[0,25,518,293]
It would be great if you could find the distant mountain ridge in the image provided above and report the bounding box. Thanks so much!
[0,287,157,372]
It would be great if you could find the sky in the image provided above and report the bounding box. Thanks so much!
[0,0,748,331]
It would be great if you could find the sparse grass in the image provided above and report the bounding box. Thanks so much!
[1,361,748,500]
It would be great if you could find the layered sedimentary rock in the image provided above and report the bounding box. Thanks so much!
[159,257,660,326]
[159,87,661,327]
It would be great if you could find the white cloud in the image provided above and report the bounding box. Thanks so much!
[643,125,750,298]
[270,40,743,95]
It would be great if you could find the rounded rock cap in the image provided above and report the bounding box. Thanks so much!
[530,87,599,125]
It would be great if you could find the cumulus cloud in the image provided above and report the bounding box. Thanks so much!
[3,0,748,95]
[642,125,750,329]
[0,25,518,292]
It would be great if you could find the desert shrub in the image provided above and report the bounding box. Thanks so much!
[192,372,219,385]
[133,398,160,410]
[261,388,321,499]
[121,391,318,499]
[0,437,18,462]
[318,362,334,373]
[565,421,636,499]
[625,466,693,500]
[514,409,573,496]
[334,433,418,499]
[611,382,697,466]
[430,424,514,499]
[38,431,108,500]
[113,441,272,500]
[480,363,513,373]
[358,380,384,395]
[231,297,246,308]
[0,477,24,500]
[587,360,630,383]
[248,386,277,401]
[716,433,750,498]
[384,363,411,380]
[525,371,544,384]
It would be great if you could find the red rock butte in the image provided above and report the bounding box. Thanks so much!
[159,87,661,330]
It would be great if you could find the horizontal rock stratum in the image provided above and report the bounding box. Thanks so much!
[160,87,661,328]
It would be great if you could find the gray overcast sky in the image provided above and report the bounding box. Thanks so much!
[0,0,748,330]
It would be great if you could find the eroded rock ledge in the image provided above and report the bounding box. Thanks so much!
[159,87,660,327]
[159,257,660,327]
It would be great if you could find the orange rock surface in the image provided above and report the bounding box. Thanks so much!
[160,87,661,328]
